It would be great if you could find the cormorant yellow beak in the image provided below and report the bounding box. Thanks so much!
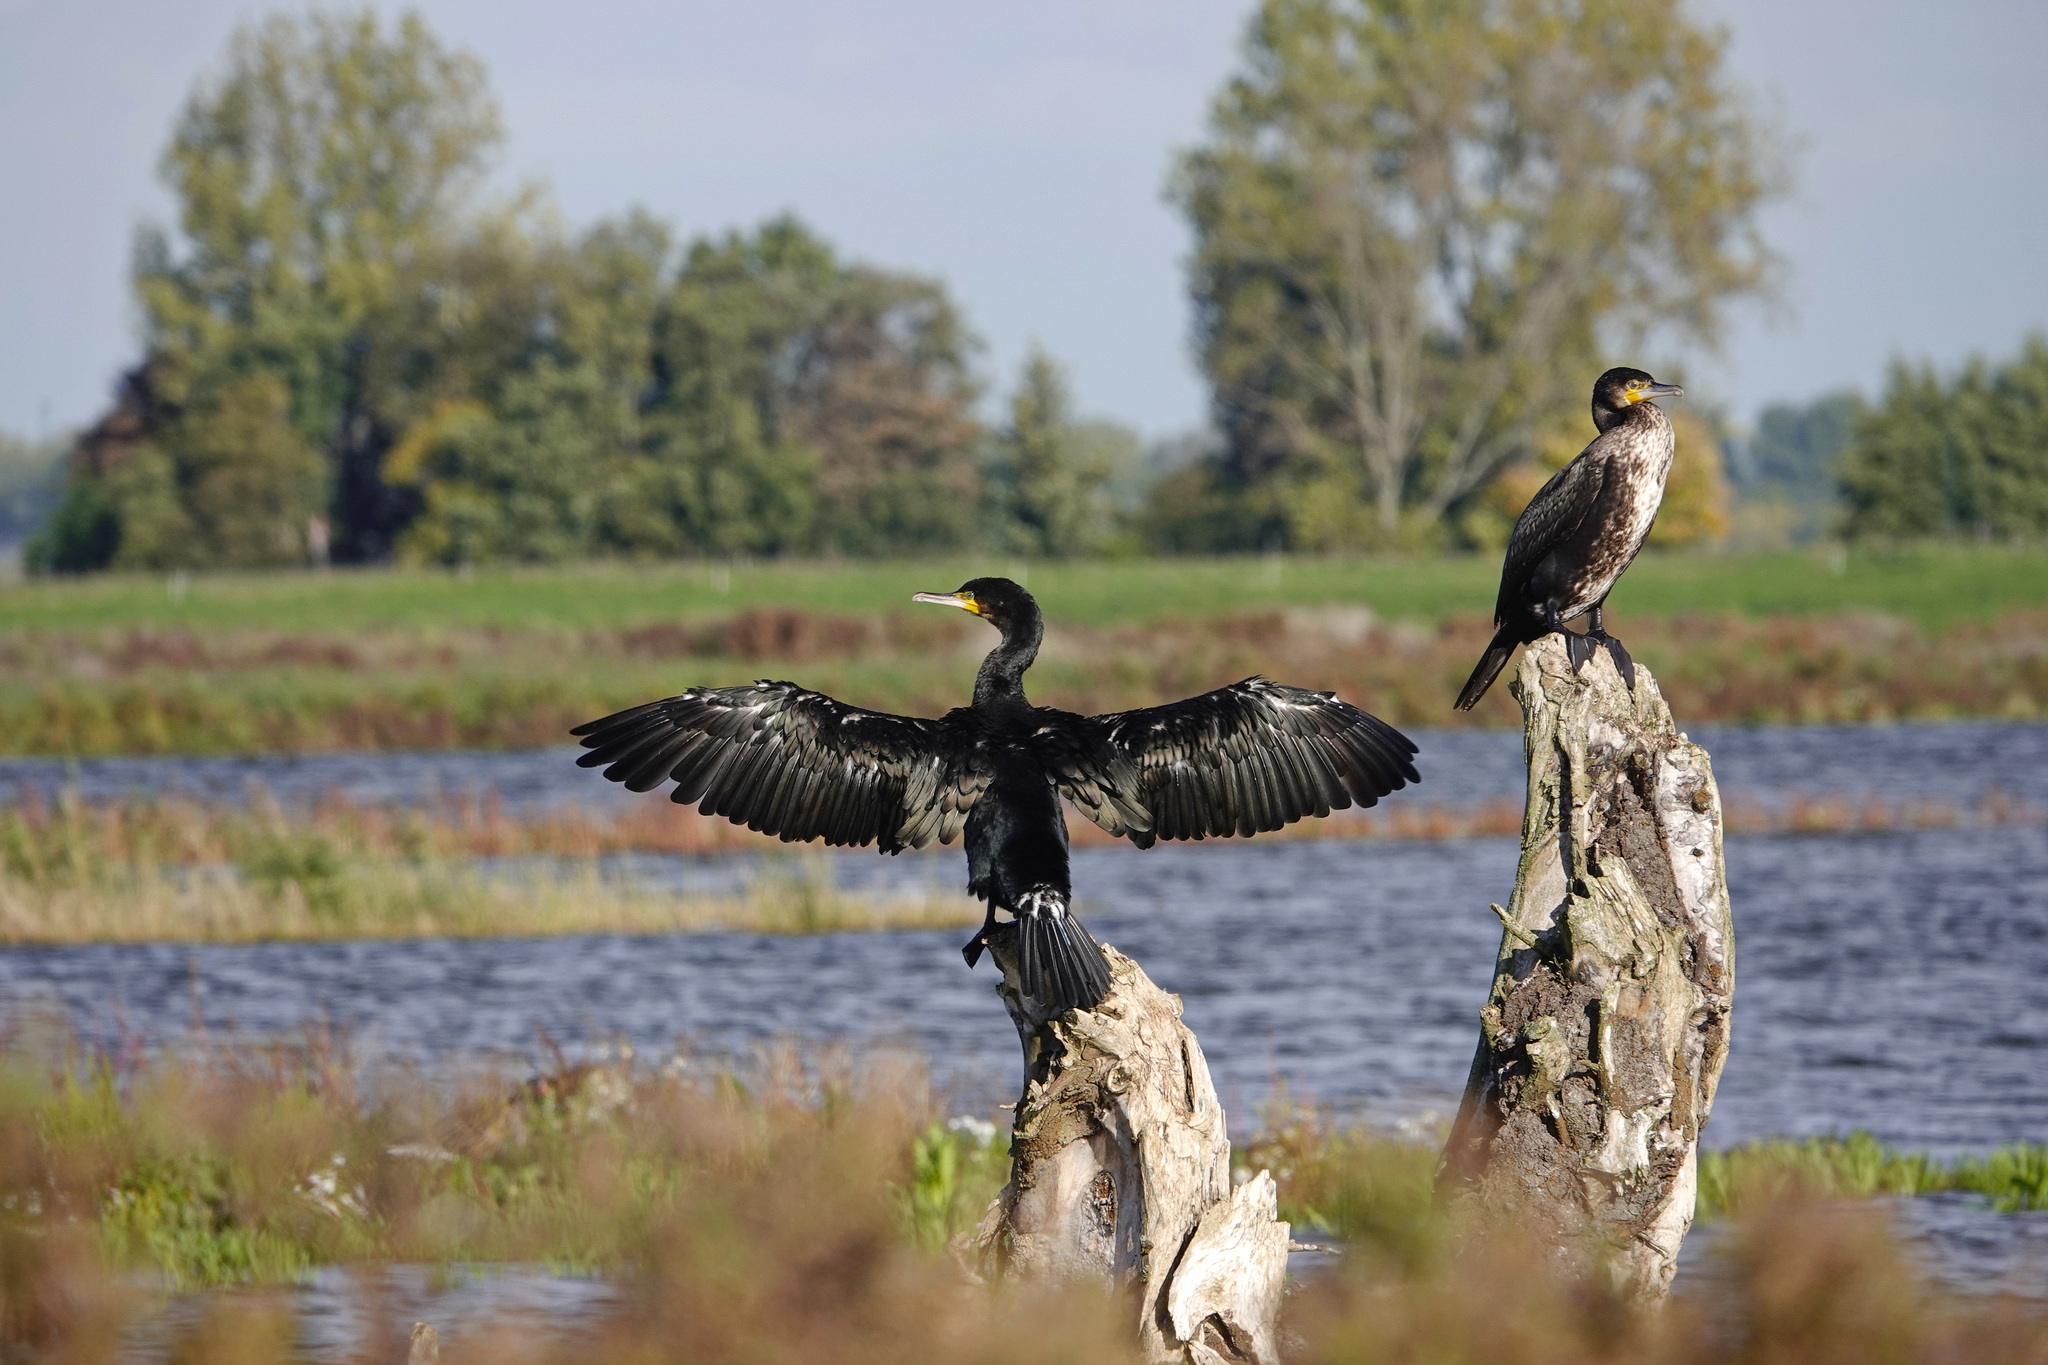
[912,590,981,616]
[1629,381,1685,404]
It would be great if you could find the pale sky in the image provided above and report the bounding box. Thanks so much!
[1,0,2044,442]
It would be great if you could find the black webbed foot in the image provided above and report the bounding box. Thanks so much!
[1563,628,1600,674]
[961,931,987,969]
[1598,634,1637,691]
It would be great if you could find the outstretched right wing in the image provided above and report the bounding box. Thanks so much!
[1047,678,1419,848]
[572,682,991,852]
[1496,447,1607,623]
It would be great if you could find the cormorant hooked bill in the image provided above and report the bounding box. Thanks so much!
[572,578,1420,1013]
[1454,367,1685,711]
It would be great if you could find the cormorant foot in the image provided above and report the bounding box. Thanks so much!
[961,933,987,969]
[1590,632,1637,691]
[1562,628,1601,674]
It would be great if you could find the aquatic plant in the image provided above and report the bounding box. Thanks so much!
[1700,1132,2048,1216]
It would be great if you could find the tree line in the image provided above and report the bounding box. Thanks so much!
[1717,337,2048,543]
[32,12,1132,572]
[30,2,2037,570]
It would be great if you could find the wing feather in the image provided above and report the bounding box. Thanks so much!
[1049,679,1419,847]
[1496,446,1609,624]
[572,682,989,851]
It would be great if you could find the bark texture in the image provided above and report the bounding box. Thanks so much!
[970,927,1288,1365]
[1439,634,1734,1300]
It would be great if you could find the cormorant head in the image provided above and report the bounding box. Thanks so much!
[911,576,1041,639]
[1591,367,1684,430]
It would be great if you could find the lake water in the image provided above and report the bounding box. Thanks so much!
[7,826,2042,1156]
[2,721,2042,1324]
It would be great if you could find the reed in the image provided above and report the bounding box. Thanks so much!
[0,791,976,943]
[1,1040,2043,1362]
[0,783,2036,888]
[0,778,2033,945]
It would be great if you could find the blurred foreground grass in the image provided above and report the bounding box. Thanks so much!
[1,1040,2044,1362]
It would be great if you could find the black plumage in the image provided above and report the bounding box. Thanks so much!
[573,577,1420,1013]
[1455,367,1685,711]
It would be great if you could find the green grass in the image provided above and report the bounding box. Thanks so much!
[4,542,2046,632]
[1699,1132,2048,1217]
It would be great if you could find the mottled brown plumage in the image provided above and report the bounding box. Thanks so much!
[1455,367,1683,710]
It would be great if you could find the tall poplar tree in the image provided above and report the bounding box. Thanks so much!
[1172,0,1780,549]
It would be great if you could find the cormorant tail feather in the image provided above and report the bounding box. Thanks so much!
[1455,628,1518,712]
[1016,890,1111,1013]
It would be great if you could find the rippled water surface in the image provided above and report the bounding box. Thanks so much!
[4,826,2042,1152]
[5,718,2045,815]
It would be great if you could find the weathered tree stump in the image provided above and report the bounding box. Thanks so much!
[969,926,1288,1365]
[1438,634,1735,1301]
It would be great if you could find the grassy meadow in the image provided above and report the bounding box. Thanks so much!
[0,1038,2043,1361]
[7,543,2046,631]
[1,544,2046,755]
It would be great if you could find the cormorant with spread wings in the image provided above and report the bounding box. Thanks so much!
[574,577,1419,1013]
[1455,367,1685,711]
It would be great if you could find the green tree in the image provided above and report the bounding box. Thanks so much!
[1839,339,2048,539]
[131,7,500,564]
[792,257,984,556]
[42,14,990,570]
[385,211,673,564]
[989,349,1134,557]
[113,371,327,569]
[1171,0,1780,549]
[641,217,981,557]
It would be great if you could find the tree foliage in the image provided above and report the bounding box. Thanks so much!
[1838,338,2048,540]
[132,8,501,565]
[1166,0,1779,550]
[42,11,990,572]
[988,349,1134,558]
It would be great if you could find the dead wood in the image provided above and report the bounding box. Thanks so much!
[1438,633,1735,1301]
[968,927,1288,1365]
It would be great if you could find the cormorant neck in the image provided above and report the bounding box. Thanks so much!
[972,613,1041,709]
[1594,399,1658,434]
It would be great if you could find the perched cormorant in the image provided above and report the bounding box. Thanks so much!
[1454,367,1685,711]
[572,578,1419,1013]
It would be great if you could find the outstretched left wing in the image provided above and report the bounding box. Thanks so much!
[1050,678,1419,848]
[572,681,991,852]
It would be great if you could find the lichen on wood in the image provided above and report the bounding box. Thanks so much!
[969,927,1288,1365]
[1438,633,1735,1301]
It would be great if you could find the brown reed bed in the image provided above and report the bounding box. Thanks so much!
[1,783,2029,869]
[2,1037,2044,1363]
[0,779,2030,944]
[0,788,979,944]
[0,605,2044,755]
